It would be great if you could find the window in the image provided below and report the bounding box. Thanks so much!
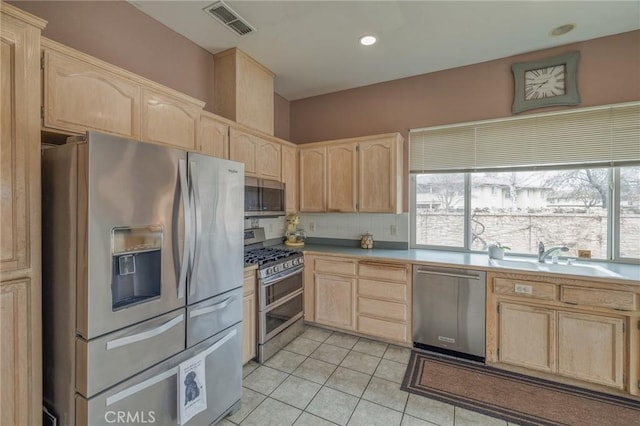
[409,102,640,262]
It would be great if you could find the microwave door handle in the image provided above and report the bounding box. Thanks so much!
[177,160,191,299]
[189,160,202,297]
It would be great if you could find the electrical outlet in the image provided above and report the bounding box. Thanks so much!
[309,221,316,231]
[578,250,592,259]
[390,224,397,236]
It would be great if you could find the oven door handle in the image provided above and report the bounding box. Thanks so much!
[261,265,304,286]
[264,288,303,312]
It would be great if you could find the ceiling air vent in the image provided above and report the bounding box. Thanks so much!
[204,1,255,36]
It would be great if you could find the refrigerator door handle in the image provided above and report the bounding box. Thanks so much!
[189,295,236,318]
[177,159,191,299]
[188,160,203,297]
[105,314,184,350]
[105,328,237,406]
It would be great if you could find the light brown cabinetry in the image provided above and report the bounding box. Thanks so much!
[281,144,298,213]
[0,4,45,425]
[298,133,403,213]
[197,112,230,159]
[487,272,638,397]
[41,38,205,149]
[230,127,282,180]
[242,268,257,364]
[304,254,411,345]
[214,48,275,135]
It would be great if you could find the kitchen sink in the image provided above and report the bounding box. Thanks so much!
[489,258,622,278]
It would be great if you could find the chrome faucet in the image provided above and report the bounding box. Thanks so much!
[538,241,570,263]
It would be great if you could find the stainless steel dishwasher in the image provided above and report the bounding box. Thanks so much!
[413,266,486,361]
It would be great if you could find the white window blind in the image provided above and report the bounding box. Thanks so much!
[409,101,640,173]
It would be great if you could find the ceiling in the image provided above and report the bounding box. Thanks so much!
[129,1,640,101]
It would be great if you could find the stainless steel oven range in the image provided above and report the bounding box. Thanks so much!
[244,228,305,362]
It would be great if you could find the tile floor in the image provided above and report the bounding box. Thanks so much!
[222,326,519,426]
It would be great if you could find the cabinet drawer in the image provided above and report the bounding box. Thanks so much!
[315,257,356,276]
[358,297,406,321]
[358,316,408,343]
[561,286,637,311]
[243,268,256,296]
[494,278,557,301]
[359,262,408,282]
[358,279,407,302]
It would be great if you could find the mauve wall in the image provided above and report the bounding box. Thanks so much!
[289,30,640,210]
[274,93,291,140]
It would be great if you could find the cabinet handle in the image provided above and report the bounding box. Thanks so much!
[360,262,405,270]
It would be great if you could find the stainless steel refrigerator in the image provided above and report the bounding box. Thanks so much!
[42,131,244,425]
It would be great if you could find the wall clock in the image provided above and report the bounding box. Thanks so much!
[511,51,580,113]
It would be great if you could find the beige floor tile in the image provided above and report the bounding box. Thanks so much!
[226,387,266,423]
[383,346,412,364]
[265,349,307,373]
[242,360,260,378]
[271,375,322,410]
[362,376,409,412]
[352,338,388,357]
[325,332,360,349]
[374,359,407,384]
[310,343,350,365]
[217,419,237,426]
[285,336,323,356]
[454,407,508,426]
[243,365,289,395]
[325,366,371,397]
[340,351,381,375]
[293,357,338,384]
[306,387,359,426]
[400,414,435,426]
[301,326,334,343]
[347,399,403,426]
[294,412,339,426]
[404,394,454,426]
[240,397,302,426]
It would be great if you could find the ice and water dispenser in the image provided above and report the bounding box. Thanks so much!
[111,226,163,310]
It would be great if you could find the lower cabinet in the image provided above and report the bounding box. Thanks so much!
[305,254,411,345]
[489,272,635,396]
[242,268,257,365]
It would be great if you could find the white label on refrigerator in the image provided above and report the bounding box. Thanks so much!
[178,352,207,425]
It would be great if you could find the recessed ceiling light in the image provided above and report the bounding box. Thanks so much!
[359,35,377,46]
[550,23,575,36]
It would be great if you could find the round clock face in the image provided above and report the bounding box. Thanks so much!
[524,65,566,100]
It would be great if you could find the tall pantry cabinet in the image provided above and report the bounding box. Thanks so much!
[0,3,46,425]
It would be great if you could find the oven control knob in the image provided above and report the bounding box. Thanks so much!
[266,267,273,275]
[285,261,292,268]
[299,258,304,264]
[273,265,280,273]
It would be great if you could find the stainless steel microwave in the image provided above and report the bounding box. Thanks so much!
[245,177,286,217]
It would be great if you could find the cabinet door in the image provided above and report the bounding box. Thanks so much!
[299,147,326,212]
[499,303,556,373]
[281,145,298,213]
[558,311,624,389]
[358,136,400,213]
[230,128,257,175]
[314,274,356,330]
[256,138,281,180]
[327,143,357,212]
[141,88,200,150]
[198,113,229,159]
[43,50,141,138]
[242,293,256,364]
[0,279,30,426]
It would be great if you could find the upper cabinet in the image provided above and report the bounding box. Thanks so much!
[197,112,231,159]
[299,133,403,213]
[214,48,275,135]
[230,126,282,180]
[41,38,205,149]
[281,144,298,213]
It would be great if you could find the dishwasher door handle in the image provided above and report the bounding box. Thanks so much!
[415,269,481,280]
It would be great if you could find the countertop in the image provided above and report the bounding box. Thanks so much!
[278,243,640,285]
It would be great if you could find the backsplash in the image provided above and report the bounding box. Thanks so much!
[244,217,286,240]
[299,213,409,243]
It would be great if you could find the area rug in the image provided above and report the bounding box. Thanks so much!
[401,351,640,426]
